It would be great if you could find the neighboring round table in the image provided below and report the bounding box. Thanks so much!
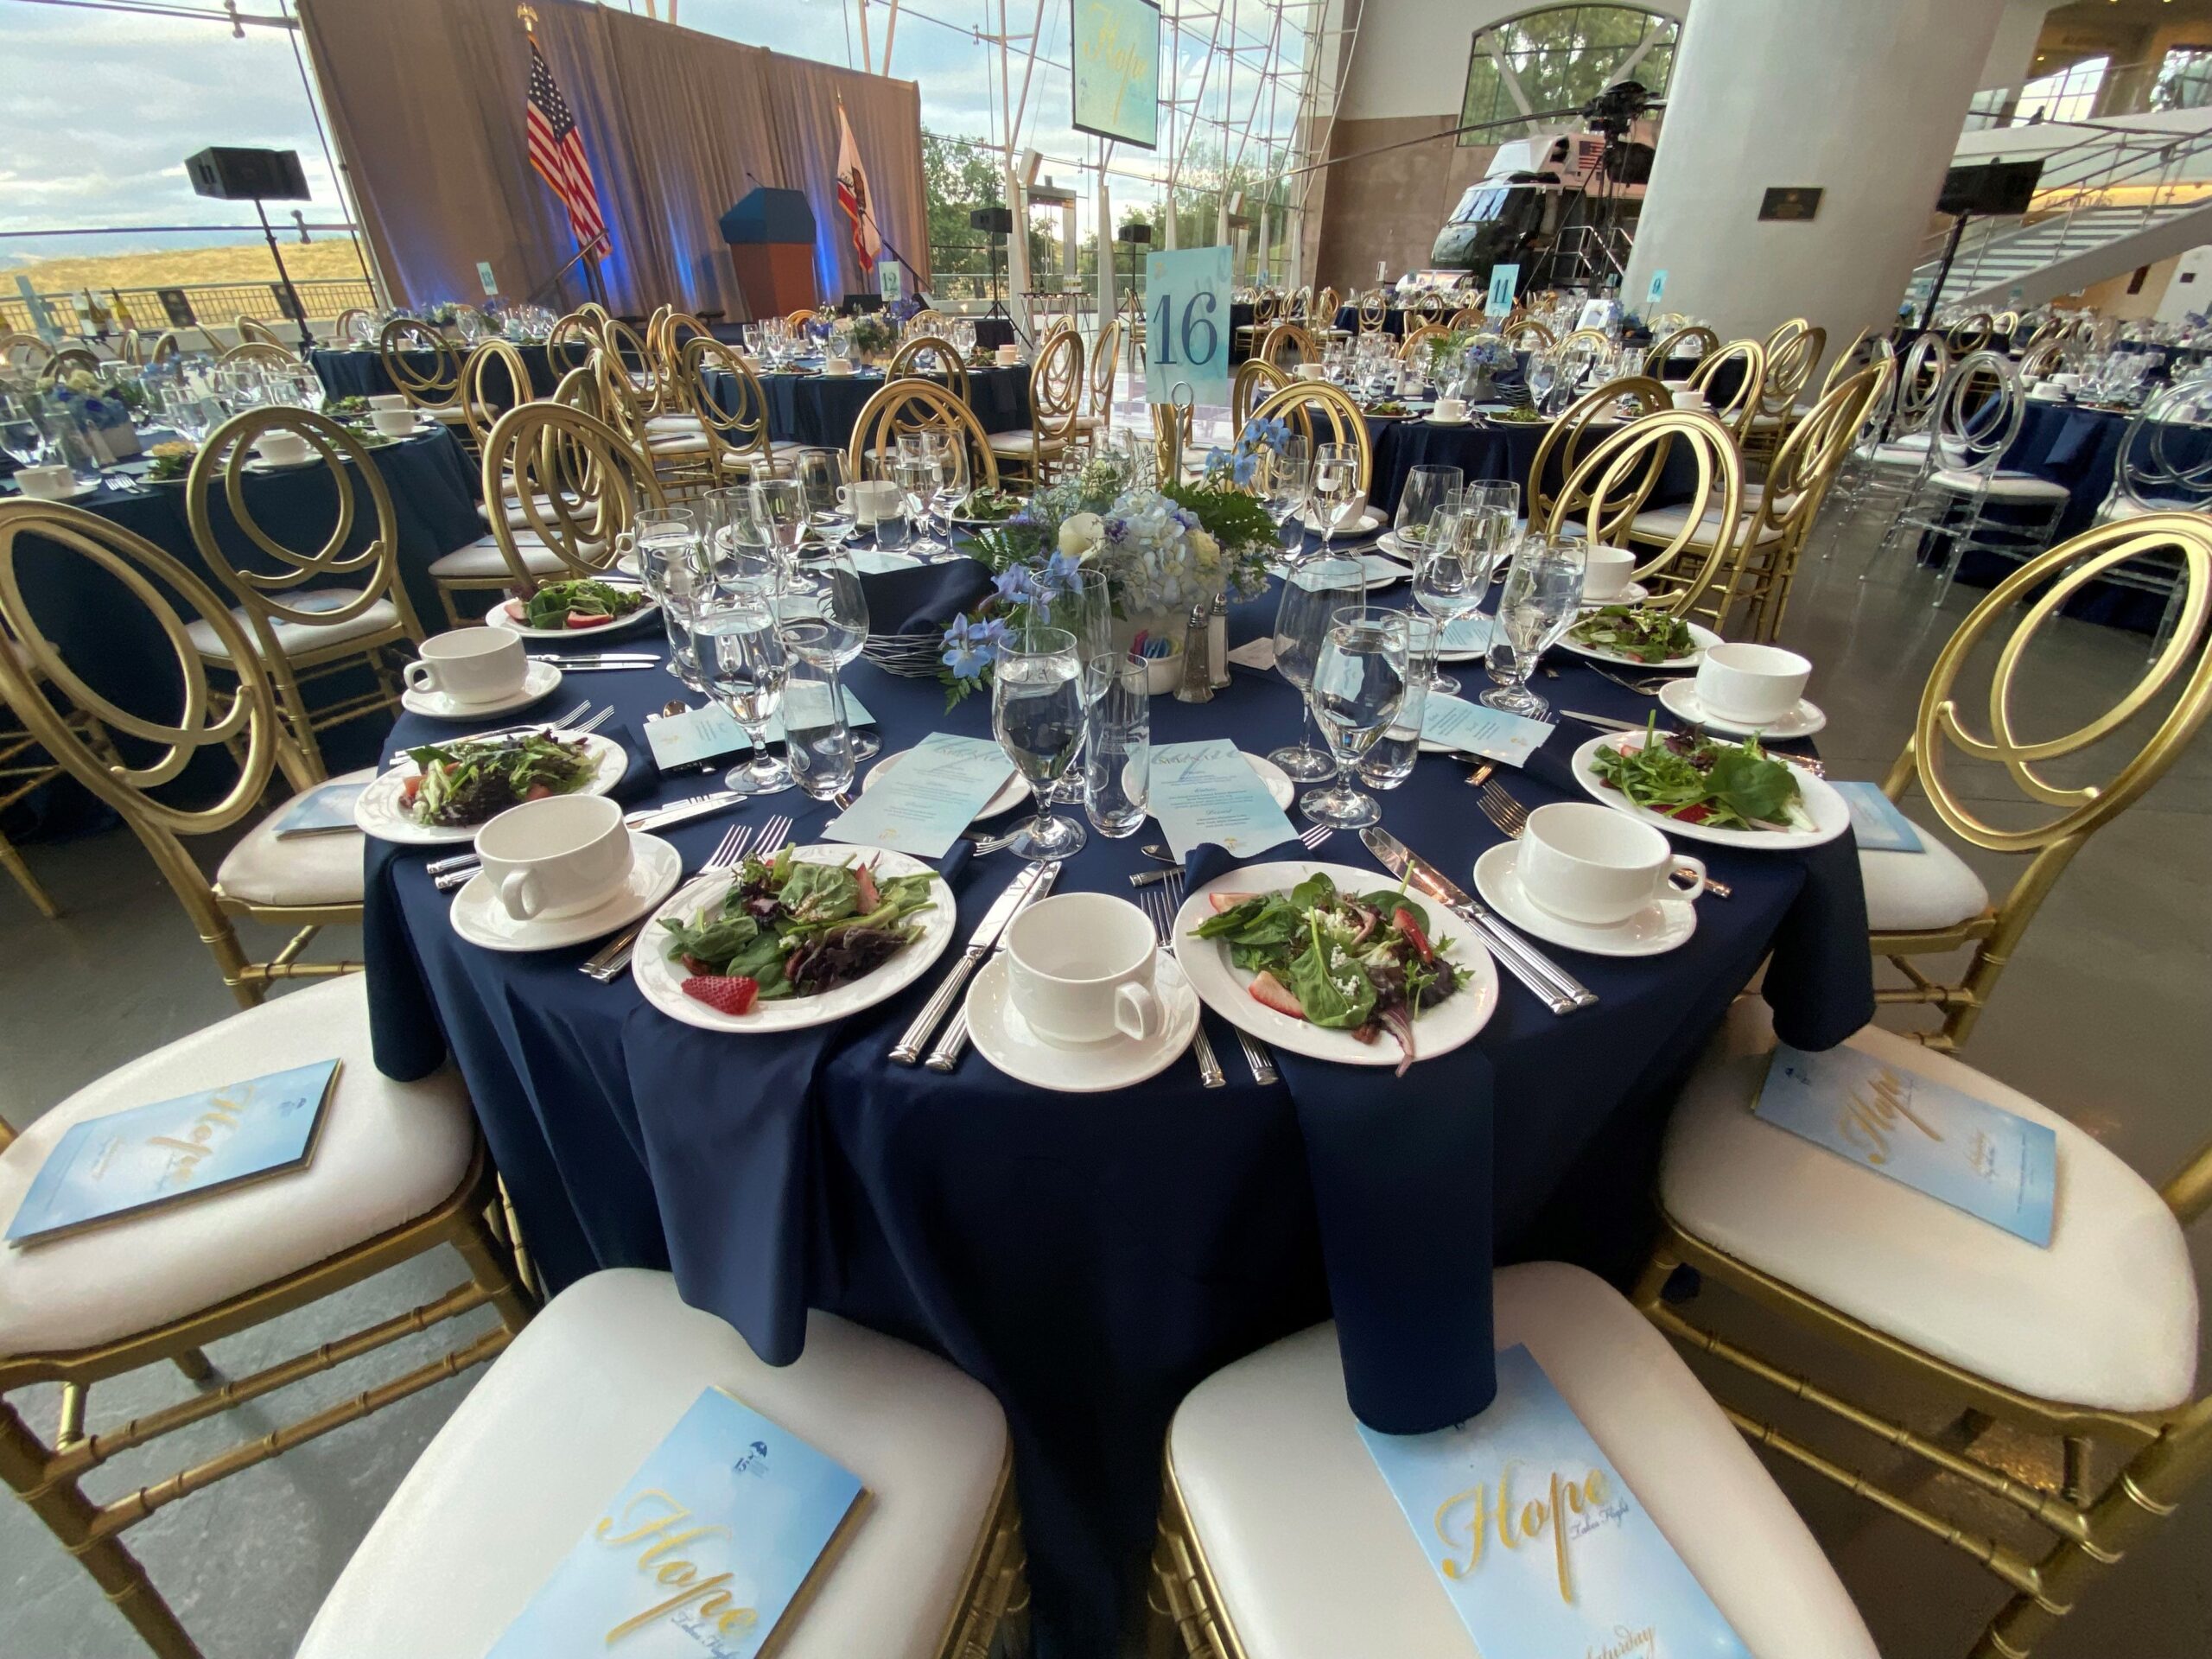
[713,365,1033,448]
[363,544,1875,1659]
[311,344,563,403]
[1335,304,1410,337]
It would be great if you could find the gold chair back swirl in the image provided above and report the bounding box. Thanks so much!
[1687,338,1766,439]
[678,335,778,474]
[1230,359,1290,435]
[1249,380,1374,496]
[1028,327,1086,443]
[1947,311,1994,354]
[1357,290,1387,333]
[1543,408,1745,619]
[888,334,971,405]
[480,402,668,592]
[233,315,289,351]
[1527,374,1669,529]
[1644,324,1719,377]
[1398,322,1450,365]
[1257,321,1317,370]
[378,317,462,410]
[1505,317,1556,353]
[547,308,601,375]
[847,378,1001,493]
[461,338,532,451]
[1090,315,1125,419]
[1758,320,1825,416]
[216,340,302,371]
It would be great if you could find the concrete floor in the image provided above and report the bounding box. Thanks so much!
[0,506,2206,1658]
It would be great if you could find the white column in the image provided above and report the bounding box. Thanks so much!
[1624,0,2010,349]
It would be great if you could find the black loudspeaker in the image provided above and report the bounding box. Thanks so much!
[1116,224,1153,245]
[969,207,1014,236]
[1937,160,2043,218]
[185,147,310,202]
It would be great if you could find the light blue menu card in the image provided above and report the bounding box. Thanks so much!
[1755,1043,2057,1245]
[8,1060,340,1246]
[1360,1344,1752,1657]
[1439,614,1493,656]
[1419,695,1554,767]
[271,780,368,838]
[645,690,876,772]
[487,1387,868,1659]
[1148,738,1298,860]
[1831,782,1925,854]
[822,731,1014,858]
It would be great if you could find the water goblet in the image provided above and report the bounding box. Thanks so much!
[1481,534,1586,720]
[990,623,1087,860]
[1268,549,1365,781]
[696,590,793,796]
[1300,607,1408,830]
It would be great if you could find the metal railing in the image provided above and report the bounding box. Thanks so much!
[0,276,378,340]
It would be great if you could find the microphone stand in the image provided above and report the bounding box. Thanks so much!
[526,230,611,309]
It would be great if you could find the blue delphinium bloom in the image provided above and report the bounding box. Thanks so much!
[939,613,1007,680]
[992,566,1035,606]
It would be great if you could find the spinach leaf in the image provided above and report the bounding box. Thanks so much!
[1289,872,1338,911]
[1707,746,1801,825]
[777,861,860,925]
[1286,911,1376,1031]
[1360,891,1431,936]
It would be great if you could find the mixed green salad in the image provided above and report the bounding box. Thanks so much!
[1589,718,1811,832]
[1567,605,1695,664]
[507,578,650,632]
[1192,870,1470,1073]
[400,734,601,827]
[661,847,938,1014]
[954,488,1023,524]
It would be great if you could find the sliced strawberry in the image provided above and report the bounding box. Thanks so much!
[681,975,760,1015]
[855,861,880,912]
[525,783,552,800]
[566,612,614,629]
[1392,906,1436,967]
[1207,890,1259,913]
[1351,1022,1380,1045]
[1248,969,1304,1020]
[503,598,527,621]
[400,774,423,804]
[1669,803,1713,823]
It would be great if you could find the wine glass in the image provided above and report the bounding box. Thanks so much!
[1526,353,1561,416]
[990,622,1087,860]
[1268,550,1365,781]
[894,454,946,562]
[1412,512,1489,700]
[925,429,969,535]
[776,548,878,758]
[1258,435,1310,546]
[1481,534,1586,719]
[794,448,855,545]
[1301,607,1408,830]
[1393,463,1462,558]
[1313,442,1362,549]
[696,591,793,796]
[749,476,806,571]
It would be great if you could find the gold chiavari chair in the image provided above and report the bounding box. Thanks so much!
[888,333,972,406]
[1504,316,1556,353]
[1151,1262,1881,1659]
[642,310,714,442]
[595,345,713,499]
[183,406,423,777]
[454,336,531,455]
[1235,287,1281,357]
[1313,284,1340,332]
[1074,314,1124,448]
[1356,289,1388,334]
[1408,289,1448,324]
[143,330,185,371]
[849,379,1001,495]
[378,316,465,426]
[419,340,548,625]
[1542,407,1745,626]
[545,308,600,375]
[213,340,302,372]
[1230,359,1290,435]
[330,306,372,344]
[1948,310,1995,353]
[1812,326,1888,404]
[1993,306,2021,339]
[599,315,668,415]
[781,307,817,330]
[1286,283,1313,322]
[1446,304,1485,330]
[2018,338,2066,382]
[479,402,668,593]
[39,346,105,382]
[1150,399,1192,486]
[1250,380,1373,497]
[1397,321,1449,364]
[1644,322,1719,378]
[1256,320,1317,371]
[1745,320,1825,462]
[988,327,1084,484]
[676,334,802,483]
[1687,337,1767,442]
[1633,524,2212,1659]
[0,331,54,372]
[232,314,289,350]
[1527,373,1670,530]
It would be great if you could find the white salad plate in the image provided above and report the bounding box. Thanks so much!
[1298,505,1384,536]
[1657,678,1828,739]
[1556,616,1721,670]
[399,659,564,720]
[1170,860,1500,1067]
[861,749,1027,819]
[631,844,956,1033]
[448,832,681,953]
[1568,729,1850,851]
[353,730,626,845]
[483,579,661,640]
[1471,843,1696,959]
[963,953,1201,1092]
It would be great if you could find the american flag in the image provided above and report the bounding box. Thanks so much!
[525,35,607,255]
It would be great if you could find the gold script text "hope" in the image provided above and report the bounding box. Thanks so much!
[1836,1064,1941,1166]
[1433,1461,1610,1603]
[595,1491,760,1644]
[145,1090,248,1189]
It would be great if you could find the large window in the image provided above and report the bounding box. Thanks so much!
[1459,4,1678,146]
[2014,54,2107,124]
[2154,47,2212,114]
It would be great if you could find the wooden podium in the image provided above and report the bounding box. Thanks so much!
[720,188,817,318]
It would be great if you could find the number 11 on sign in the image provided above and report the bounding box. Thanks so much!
[1145,245,1232,405]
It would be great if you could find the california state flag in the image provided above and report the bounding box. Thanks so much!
[835,104,880,274]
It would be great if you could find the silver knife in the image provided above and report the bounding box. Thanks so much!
[424,794,743,886]
[1361,828,1597,1014]
[890,861,1050,1065]
[925,861,1061,1071]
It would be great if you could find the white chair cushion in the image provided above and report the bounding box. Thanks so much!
[1929,467,2071,501]
[214,767,371,908]
[644,412,704,436]
[1660,1001,2199,1413]
[479,493,569,530]
[1170,1262,1878,1659]
[985,430,1067,455]
[1859,817,1991,931]
[2095,493,2199,523]
[645,431,712,456]
[428,402,493,425]
[1630,502,1787,545]
[0,975,475,1359]
[1869,439,1932,467]
[184,591,401,662]
[427,534,570,581]
[296,1269,1008,1659]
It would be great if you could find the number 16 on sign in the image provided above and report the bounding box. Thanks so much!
[1145,245,1232,405]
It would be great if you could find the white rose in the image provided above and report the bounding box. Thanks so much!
[1058,512,1105,558]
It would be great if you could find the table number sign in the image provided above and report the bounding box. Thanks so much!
[879,263,904,305]
[1147,737,1297,860]
[823,731,1014,858]
[1485,263,1520,317]
[1360,1344,1752,1657]
[476,261,499,296]
[1644,269,1667,309]
[1755,1042,2058,1245]
[1145,245,1232,405]
[488,1387,868,1659]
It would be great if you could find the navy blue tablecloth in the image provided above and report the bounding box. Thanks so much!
[1336,304,1409,336]
[311,345,562,403]
[360,542,1872,1657]
[709,365,1033,448]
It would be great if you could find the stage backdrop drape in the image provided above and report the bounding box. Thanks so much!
[297,0,927,319]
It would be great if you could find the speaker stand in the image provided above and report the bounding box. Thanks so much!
[256,200,315,353]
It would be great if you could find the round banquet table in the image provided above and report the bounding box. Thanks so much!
[707,364,1033,448]
[1335,303,1410,337]
[311,345,563,403]
[361,542,1874,1659]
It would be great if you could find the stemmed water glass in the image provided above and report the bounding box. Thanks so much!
[750,476,807,571]
[1313,442,1362,550]
[1413,508,1493,701]
[1481,534,1586,719]
[894,454,946,561]
[1393,463,1462,557]
[990,622,1087,860]
[696,584,794,796]
[925,430,969,535]
[776,547,878,759]
[1300,607,1408,830]
[1268,550,1365,781]
[793,449,855,545]
[1258,435,1310,548]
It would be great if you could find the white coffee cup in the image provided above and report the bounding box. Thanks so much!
[839,479,904,527]
[367,394,408,413]
[995,344,1020,366]
[1433,396,1466,421]
[255,430,313,467]
[371,408,417,438]
[1669,386,1709,412]
[475,794,631,923]
[1696,641,1811,727]
[1005,892,1163,1046]
[1580,543,1637,601]
[14,464,76,500]
[403,627,528,706]
[1517,801,1706,927]
[2051,372,2083,392]
[1294,362,1328,381]
[823,359,855,377]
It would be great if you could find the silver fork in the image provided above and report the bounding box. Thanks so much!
[582,814,793,982]
[389,697,592,765]
[1478,780,1732,900]
[1585,664,1674,696]
[1126,821,1332,888]
[1141,874,1224,1088]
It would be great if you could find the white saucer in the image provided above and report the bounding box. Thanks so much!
[399,659,563,720]
[1579,581,1650,607]
[1471,842,1695,958]
[448,832,681,952]
[963,952,1201,1091]
[245,454,324,474]
[14,484,101,504]
[1423,415,1471,426]
[1658,677,1827,739]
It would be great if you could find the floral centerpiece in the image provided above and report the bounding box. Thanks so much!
[44,370,148,463]
[1425,331,1516,400]
[144,440,197,483]
[938,423,1290,704]
[848,314,899,365]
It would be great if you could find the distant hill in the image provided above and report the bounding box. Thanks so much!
[12,241,373,295]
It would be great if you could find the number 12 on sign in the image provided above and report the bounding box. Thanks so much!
[1144,245,1232,405]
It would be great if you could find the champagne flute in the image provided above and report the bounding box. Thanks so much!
[1481,534,1586,719]
[776,548,878,759]
[697,592,793,795]
[1300,607,1408,831]
[990,622,1087,860]
[1267,550,1365,781]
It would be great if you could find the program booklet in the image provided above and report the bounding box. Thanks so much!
[6,1059,340,1247]
[487,1387,869,1659]
[1360,1344,1752,1657]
